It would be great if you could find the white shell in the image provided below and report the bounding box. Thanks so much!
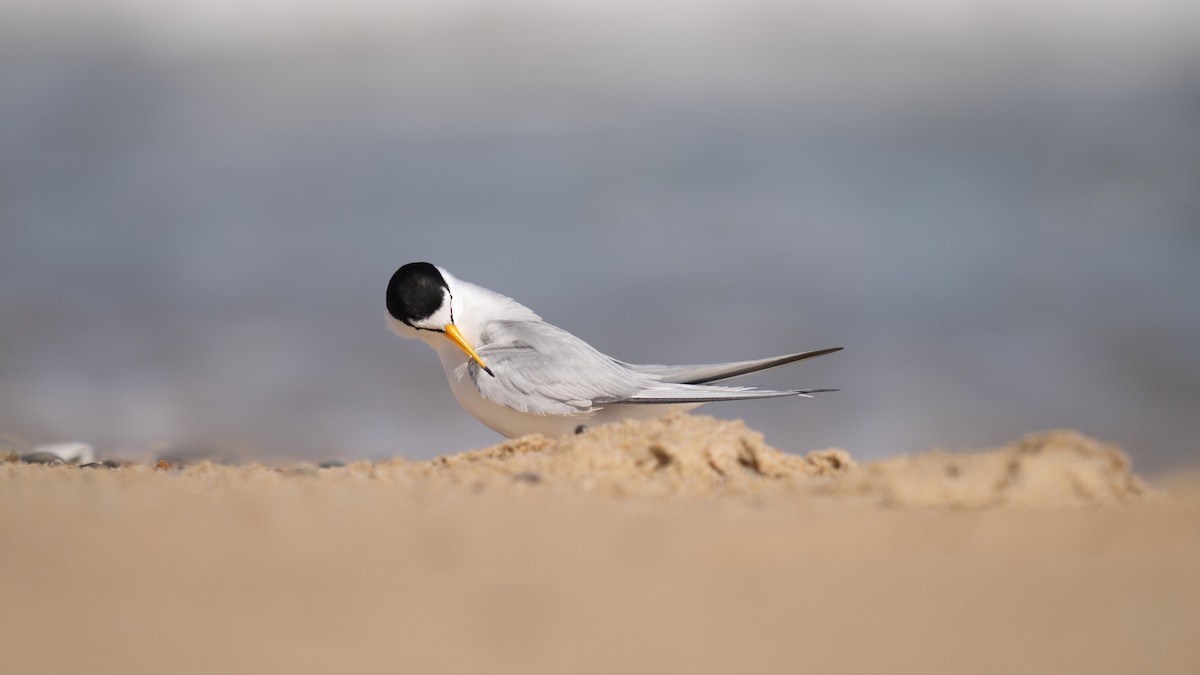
[31,442,96,465]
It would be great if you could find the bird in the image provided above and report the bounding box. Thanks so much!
[386,262,840,438]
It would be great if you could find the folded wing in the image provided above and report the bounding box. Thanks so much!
[472,320,840,415]
[472,320,650,415]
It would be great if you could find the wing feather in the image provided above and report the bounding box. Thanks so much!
[611,386,807,405]
[471,320,650,415]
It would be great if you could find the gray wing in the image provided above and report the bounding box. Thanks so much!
[471,321,838,414]
[620,347,842,384]
[471,320,653,415]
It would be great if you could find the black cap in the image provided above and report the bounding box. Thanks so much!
[387,262,448,326]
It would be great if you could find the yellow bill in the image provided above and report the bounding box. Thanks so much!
[443,323,494,377]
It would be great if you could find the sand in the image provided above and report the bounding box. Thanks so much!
[2,414,1197,675]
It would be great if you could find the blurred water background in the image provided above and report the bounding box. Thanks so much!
[2,0,1198,469]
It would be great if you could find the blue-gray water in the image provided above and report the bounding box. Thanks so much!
[2,1,1198,469]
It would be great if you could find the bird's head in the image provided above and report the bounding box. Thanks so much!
[387,262,493,376]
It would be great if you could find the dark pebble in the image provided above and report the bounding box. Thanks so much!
[80,460,121,470]
[21,452,64,465]
[512,471,542,484]
[574,424,588,435]
[317,460,347,469]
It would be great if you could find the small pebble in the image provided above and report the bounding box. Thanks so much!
[512,471,542,484]
[317,460,347,469]
[574,424,588,435]
[80,460,121,470]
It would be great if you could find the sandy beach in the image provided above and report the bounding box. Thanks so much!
[3,414,1198,675]
[4,2,1198,674]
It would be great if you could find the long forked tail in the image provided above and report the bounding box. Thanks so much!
[624,347,843,385]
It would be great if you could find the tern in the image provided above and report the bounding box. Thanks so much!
[387,262,840,438]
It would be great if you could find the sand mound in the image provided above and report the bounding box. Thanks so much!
[827,429,1149,507]
[387,413,855,497]
[379,416,1146,506]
